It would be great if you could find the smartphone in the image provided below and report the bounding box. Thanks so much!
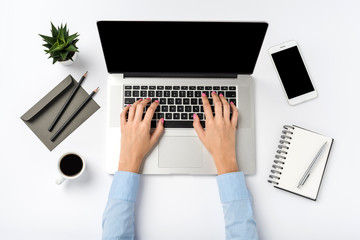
[269,41,317,105]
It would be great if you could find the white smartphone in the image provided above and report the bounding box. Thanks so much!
[269,41,317,105]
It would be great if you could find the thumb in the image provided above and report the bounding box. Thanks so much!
[193,114,205,141]
[150,118,164,146]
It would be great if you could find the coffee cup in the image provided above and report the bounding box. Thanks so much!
[56,153,85,185]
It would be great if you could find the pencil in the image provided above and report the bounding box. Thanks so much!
[50,87,99,142]
[48,71,88,131]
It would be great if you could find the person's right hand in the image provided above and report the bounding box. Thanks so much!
[193,92,239,175]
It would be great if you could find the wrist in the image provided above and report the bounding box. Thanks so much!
[213,156,239,175]
[118,155,142,173]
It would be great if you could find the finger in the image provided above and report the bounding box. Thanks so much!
[120,104,131,127]
[192,114,205,142]
[150,118,164,146]
[230,101,239,128]
[128,99,143,121]
[212,92,223,119]
[219,94,230,122]
[144,100,159,123]
[134,98,151,121]
[201,93,213,121]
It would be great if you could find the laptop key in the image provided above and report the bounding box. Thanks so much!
[158,113,164,119]
[168,98,174,104]
[181,113,188,119]
[141,86,148,90]
[125,91,131,97]
[140,91,147,97]
[213,86,220,90]
[183,98,190,105]
[197,86,204,90]
[189,86,196,90]
[195,91,201,97]
[162,106,169,112]
[125,98,135,104]
[163,121,205,128]
[148,91,155,97]
[156,91,163,97]
[166,113,172,119]
[174,113,180,119]
[173,86,180,90]
[175,98,182,105]
[185,106,192,112]
[157,86,164,90]
[149,86,156,90]
[193,106,199,112]
[205,86,212,90]
[177,106,184,112]
[229,86,236,90]
[170,106,176,112]
[191,98,197,105]
[160,98,166,104]
[221,86,228,90]
[181,86,188,90]
[133,91,139,97]
[187,91,194,97]
[165,86,172,90]
[125,86,132,89]
[226,91,236,97]
[133,86,140,89]
[172,91,178,97]
[164,91,171,97]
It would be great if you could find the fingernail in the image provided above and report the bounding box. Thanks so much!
[219,93,223,97]
[193,114,197,119]
[211,91,216,94]
[161,118,164,124]
[127,104,131,107]
[147,98,151,100]
[230,101,234,105]
[155,100,159,103]
[139,98,143,101]
[201,93,206,97]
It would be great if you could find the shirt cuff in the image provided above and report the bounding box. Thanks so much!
[108,171,140,202]
[216,172,250,203]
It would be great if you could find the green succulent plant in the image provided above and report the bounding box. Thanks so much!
[39,22,79,64]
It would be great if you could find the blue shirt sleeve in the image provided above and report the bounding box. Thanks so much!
[217,172,258,240]
[102,171,140,240]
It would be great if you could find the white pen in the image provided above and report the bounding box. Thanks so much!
[297,142,327,188]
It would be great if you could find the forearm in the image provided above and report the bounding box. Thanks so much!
[102,171,140,240]
[217,172,258,240]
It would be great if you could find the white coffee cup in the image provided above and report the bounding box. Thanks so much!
[56,153,85,185]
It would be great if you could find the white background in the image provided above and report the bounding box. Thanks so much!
[1,0,360,239]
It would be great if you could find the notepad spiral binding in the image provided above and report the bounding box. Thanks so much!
[268,125,295,185]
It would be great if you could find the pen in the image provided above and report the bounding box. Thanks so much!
[50,87,99,142]
[297,142,327,188]
[48,71,88,131]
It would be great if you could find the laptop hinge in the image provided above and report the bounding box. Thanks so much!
[122,72,238,78]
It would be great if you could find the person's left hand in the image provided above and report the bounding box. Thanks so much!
[118,98,164,173]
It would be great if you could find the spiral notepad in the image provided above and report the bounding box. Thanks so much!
[268,125,334,201]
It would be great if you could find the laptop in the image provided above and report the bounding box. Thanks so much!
[97,21,268,175]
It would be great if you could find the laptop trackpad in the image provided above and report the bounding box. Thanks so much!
[158,137,202,168]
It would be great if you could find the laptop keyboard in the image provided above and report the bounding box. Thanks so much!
[124,85,237,128]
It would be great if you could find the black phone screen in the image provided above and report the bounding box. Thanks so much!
[271,46,315,99]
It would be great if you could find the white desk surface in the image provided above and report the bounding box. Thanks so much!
[1,0,360,239]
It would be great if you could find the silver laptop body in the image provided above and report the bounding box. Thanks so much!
[97,21,268,175]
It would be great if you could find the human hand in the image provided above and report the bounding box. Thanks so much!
[118,98,164,173]
[193,92,239,175]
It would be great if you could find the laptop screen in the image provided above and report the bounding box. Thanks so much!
[97,21,268,76]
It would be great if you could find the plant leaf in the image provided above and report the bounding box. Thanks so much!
[42,43,52,49]
[66,33,79,44]
[50,22,58,37]
[39,34,56,45]
[65,44,78,52]
[60,51,69,61]
[52,58,58,64]
[58,27,65,43]
[48,42,66,53]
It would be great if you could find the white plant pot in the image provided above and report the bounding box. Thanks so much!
[59,52,78,66]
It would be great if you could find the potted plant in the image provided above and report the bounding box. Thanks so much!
[39,22,79,65]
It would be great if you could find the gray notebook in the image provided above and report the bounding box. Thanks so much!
[21,75,100,151]
[268,125,334,201]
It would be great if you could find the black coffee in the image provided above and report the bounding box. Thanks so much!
[60,154,83,176]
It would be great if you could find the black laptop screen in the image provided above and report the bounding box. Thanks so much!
[97,21,268,76]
